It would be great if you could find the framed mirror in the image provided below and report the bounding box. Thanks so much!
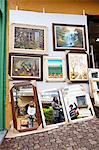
[10,81,42,132]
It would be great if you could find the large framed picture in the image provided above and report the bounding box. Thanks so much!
[9,54,43,80]
[67,52,88,82]
[52,23,86,51]
[44,56,66,82]
[10,23,48,54]
[63,91,95,123]
[38,89,67,127]
[10,81,42,132]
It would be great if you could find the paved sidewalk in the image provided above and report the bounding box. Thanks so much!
[0,118,99,150]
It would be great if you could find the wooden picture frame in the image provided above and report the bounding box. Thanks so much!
[10,23,48,55]
[52,23,86,51]
[10,81,42,132]
[9,53,43,80]
[66,52,88,82]
[63,91,95,123]
[38,89,67,127]
[44,56,66,82]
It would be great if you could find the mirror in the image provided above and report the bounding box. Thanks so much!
[39,89,66,126]
[10,81,42,132]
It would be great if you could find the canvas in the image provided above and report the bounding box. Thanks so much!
[53,23,86,51]
[10,23,48,54]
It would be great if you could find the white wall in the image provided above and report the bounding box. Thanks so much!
[10,10,89,92]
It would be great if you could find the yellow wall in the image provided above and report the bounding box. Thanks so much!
[9,0,99,15]
[6,0,99,129]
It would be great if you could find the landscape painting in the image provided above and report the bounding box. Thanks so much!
[53,23,86,51]
[44,57,66,81]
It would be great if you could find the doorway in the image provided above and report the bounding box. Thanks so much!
[87,15,99,68]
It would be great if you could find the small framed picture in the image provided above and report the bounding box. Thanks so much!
[76,95,88,108]
[9,53,43,80]
[44,56,66,82]
[52,23,86,51]
[38,89,67,127]
[88,68,99,80]
[91,80,99,92]
[67,52,88,82]
[63,91,95,122]
[93,91,99,107]
[10,23,48,55]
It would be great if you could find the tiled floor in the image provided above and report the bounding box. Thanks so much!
[0,118,99,150]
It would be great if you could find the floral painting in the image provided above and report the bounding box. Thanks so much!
[67,53,88,81]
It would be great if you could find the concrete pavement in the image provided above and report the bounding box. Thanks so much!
[0,118,99,150]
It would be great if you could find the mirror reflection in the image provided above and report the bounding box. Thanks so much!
[10,82,42,131]
[40,90,65,125]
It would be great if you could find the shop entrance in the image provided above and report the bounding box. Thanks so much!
[87,15,99,68]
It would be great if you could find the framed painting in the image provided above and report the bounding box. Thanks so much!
[88,68,99,80]
[52,23,86,51]
[91,79,99,92]
[67,52,88,82]
[44,56,66,82]
[63,91,95,123]
[93,91,99,107]
[9,53,43,80]
[10,23,48,54]
[38,89,67,127]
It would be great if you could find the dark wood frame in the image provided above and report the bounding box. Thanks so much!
[52,23,86,51]
[9,53,43,81]
[66,51,89,82]
[10,81,42,132]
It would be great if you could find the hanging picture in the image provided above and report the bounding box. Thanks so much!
[38,89,67,127]
[88,68,99,80]
[52,23,86,51]
[10,23,48,54]
[9,54,43,80]
[44,56,66,82]
[67,52,88,82]
[63,91,95,122]
[91,79,99,92]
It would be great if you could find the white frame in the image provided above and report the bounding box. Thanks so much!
[88,68,99,80]
[44,56,66,82]
[93,91,99,107]
[10,23,48,55]
[38,89,68,128]
[63,91,95,123]
[91,79,99,92]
